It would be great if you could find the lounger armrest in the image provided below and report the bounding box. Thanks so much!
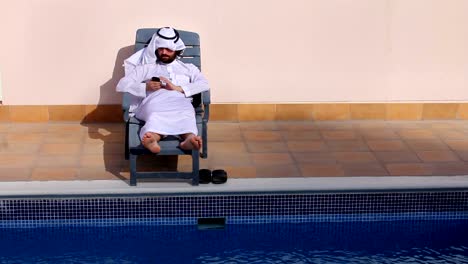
[122,92,132,122]
[202,90,211,105]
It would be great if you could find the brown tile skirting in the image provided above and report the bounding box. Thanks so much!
[0,103,467,122]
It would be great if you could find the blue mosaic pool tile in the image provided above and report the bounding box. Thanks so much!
[0,191,467,227]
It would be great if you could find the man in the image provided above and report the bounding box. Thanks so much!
[116,27,209,153]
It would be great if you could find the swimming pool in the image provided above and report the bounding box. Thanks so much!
[1,219,467,263]
[1,179,467,263]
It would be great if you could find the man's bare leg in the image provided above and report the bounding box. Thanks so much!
[141,132,162,153]
[180,133,202,150]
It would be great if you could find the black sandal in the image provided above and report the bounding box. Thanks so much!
[211,169,228,184]
[199,169,212,184]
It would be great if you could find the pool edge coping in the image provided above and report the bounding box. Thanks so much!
[0,175,468,198]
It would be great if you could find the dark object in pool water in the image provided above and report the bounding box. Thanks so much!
[197,217,226,230]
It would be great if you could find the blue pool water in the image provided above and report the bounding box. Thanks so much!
[1,219,468,263]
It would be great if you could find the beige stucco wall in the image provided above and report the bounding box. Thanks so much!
[0,0,466,105]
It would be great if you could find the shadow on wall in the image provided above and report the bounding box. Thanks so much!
[84,45,134,123]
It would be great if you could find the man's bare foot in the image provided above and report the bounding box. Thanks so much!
[141,132,161,153]
[180,134,202,150]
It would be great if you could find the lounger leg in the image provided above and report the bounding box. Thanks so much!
[201,121,208,158]
[125,122,130,160]
[130,154,137,186]
[192,150,199,186]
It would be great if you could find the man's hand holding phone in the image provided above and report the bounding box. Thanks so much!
[146,77,162,91]
[159,76,184,94]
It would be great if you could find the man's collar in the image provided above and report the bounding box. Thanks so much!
[156,59,179,66]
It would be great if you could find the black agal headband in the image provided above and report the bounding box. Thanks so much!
[157,27,180,43]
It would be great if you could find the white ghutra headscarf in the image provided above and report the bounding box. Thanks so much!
[124,27,186,75]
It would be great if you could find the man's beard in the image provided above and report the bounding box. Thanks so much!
[156,52,177,63]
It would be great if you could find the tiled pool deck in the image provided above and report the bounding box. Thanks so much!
[0,120,468,183]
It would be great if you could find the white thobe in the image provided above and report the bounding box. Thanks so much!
[116,60,209,139]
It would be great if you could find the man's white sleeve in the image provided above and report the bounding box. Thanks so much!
[116,66,147,98]
[180,65,210,97]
